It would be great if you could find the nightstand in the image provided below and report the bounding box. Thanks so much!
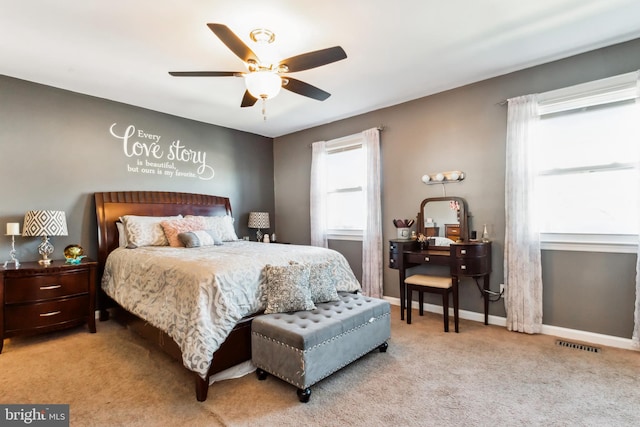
[0,258,97,353]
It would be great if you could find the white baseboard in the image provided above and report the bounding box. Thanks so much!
[383,296,637,351]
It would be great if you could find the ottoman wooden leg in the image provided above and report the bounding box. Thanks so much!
[378,342,389,352]
[297,387,311,403]
[256,368,268,380]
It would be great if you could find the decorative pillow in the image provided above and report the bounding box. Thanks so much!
[185,215,238,241]
[178,230,223,248]
[307,262,340,303]
[264,263,315,314]
[160,216,207,247]
[116,221,127,248]
[120,215,182,248]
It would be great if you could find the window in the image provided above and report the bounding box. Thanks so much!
[535,72,639,252]
[324,134,365,239]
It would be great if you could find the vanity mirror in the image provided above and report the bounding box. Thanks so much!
[417,196,468,249]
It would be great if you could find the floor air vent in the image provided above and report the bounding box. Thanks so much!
[555,340,600,353]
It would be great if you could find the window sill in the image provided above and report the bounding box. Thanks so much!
[327,230,363,242]
[541,233,638,253]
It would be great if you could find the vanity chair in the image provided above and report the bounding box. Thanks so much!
[405,274,455,332]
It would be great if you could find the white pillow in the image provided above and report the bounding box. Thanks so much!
[116,221,127,248]
[120,215,182,248]
[185,215,238,241]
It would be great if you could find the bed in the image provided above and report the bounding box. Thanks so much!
[94,191,361,401]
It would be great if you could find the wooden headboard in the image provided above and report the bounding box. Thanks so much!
[94,191,232,269]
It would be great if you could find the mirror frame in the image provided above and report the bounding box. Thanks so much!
[417,196,468,249]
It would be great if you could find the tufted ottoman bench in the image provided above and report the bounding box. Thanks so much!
[251,292,391,402]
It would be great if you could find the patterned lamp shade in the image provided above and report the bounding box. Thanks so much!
[247,212,270,229]
[22,210,68,237]
[22,210,68,265]
[248,212,270,242]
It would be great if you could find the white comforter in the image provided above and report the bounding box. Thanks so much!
[101,241,361,378]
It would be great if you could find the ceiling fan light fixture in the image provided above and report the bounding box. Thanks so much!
[244,71,282,99]
[250,28,275,44]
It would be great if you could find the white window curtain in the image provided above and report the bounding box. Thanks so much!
[310,140,328,248]
[504,94,543,334]
[309,129,382,297]
[634,75,640,349]
[361,128,382,298]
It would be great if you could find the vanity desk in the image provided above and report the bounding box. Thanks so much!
[390,196,492,330]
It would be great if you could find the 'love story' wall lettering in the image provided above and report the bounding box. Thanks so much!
[109,123,215,180]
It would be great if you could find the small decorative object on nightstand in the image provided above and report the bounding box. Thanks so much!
[22,210,68,265]
[4,222,20,269]
[0,258,97,353]
[64,244,85,265]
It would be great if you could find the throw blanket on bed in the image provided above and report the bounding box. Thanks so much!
[101,241,361,378]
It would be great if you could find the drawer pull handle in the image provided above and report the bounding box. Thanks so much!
[424,257,430,262]
[39,311,61,317]
[461,249,466,255]
[461,265,467,270]
[390,259,395,263]
[40,284,62,290]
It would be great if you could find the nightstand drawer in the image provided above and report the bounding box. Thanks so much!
[5,270,89,304]
[5,295,90,332]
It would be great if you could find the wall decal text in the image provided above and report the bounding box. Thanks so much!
[109,123,215,180]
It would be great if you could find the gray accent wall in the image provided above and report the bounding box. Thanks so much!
[0,76,274,262]
[274,38,640,339]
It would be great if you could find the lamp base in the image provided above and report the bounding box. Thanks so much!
[255,229,263,242]
[37,236,54,265]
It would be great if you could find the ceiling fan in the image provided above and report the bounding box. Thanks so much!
[169,23,347,112]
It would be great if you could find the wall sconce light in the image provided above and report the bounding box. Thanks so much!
[421,170,465,184]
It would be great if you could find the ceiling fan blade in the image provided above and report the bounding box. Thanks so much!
[169,71,241,77]
[241,90,258,107]
[282,77,331,101]
[279,46,347,73]
[207,23,259,63]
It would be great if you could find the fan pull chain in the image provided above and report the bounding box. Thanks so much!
[261,97,268,121]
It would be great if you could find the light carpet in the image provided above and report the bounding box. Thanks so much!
[1,306,638,426]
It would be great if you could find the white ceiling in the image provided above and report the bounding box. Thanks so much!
[3,0,640,138]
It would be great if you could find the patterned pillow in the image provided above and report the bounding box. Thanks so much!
[178,230,223,248]
[308,262,340,303]
[120,215,182,248]
[161,217,207,247]
[185,215,238,241]
[264,263,316,314]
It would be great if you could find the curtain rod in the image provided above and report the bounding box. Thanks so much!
[306,126,385,147]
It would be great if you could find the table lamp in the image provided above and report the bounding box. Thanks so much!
[22,210,68,265]
[248,212,270,242]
